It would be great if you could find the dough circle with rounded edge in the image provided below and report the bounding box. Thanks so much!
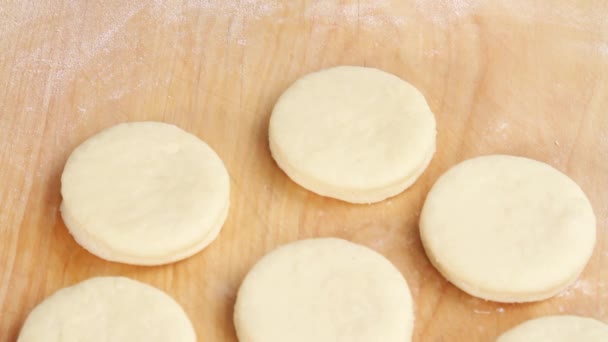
[269,66,436,203]
[60,121,230,265]
[497,315,608,342]
[18,277,196,342]
[234,238,415,342]
[420,154,596,302]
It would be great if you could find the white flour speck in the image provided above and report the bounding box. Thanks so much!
[484,118,510,141]
[597,42,608,57]
[426,49,441,57]
[496,121,509,132]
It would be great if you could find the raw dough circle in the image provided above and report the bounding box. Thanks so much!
[234,238,415,342]
[269,66,436,203]
[61,122,230,265]
[497,315,608,342]
[420,155,596,302]
[18,277,196,342]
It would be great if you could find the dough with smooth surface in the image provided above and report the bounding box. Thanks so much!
[269,66,436,203]
[61,121,230,265]
[497,315,608,342]
[234,238,414,342]
[18,277,196,342]
[420,155,596,302]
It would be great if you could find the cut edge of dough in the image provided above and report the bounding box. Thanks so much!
[269,135,435,204]
[60,199,229,266]
[420,231,591,302]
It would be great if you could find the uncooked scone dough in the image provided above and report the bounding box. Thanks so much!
[420,155,596,302]
[18,277,196,342]
[61,121,230,265]
[234,238,414,342]
[497,315,608,342]
[269,66,436,204]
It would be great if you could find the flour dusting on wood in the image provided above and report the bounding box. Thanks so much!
[415,0,479,26]
[597,42,608,57]
[306,0,407,27]
[557,279,594,298]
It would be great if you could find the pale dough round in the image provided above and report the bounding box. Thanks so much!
[18,277,196,342]
[497,315,608,342]
[420,154,596,302]
[269,66,436,203]
[234,238,415,342]
[61,122,230,265]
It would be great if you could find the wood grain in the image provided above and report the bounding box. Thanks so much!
[1,1,607,341]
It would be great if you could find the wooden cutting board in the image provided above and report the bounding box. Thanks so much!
[1,1,607,340]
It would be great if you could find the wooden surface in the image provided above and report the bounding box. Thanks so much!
[1,1,608,341]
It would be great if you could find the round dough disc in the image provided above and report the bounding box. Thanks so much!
[18,277,196,342]
[269,66,436,204]
[497,315,608,342]
[420,155,596,302]
[61,122,230,265]
[234,238,415,342]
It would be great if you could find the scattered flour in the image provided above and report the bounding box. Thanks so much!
[305,0,407,28]
[557,279,595,298]
[415,0,479,26]
[426,49,441,57]
[192,0,282,46]
[7,0,284,109]
[156,0,282,24]
[496,121,509,131]
[597,42,608,57]
[9,1,148,107]
[483,118,511,141]
[501,2,608,32]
